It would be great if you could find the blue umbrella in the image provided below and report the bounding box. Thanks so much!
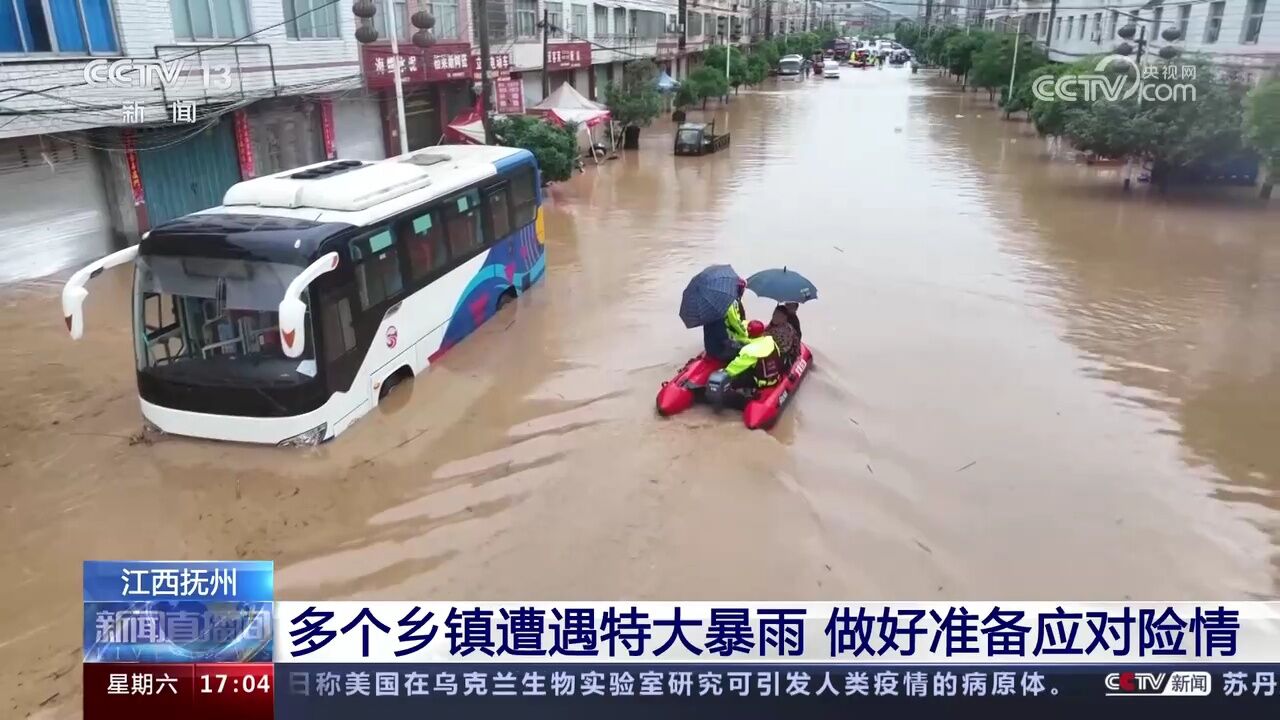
[746,267,818,304]
[679,264,741,328]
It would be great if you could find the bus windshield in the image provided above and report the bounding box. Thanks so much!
[133,255,317,387]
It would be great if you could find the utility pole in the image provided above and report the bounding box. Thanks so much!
[474,0,496,145]
[386,0,409,154]
[1044,0,1058,51]
[541,7,551,98]
[678,0,686,53]
[1006,11,1021,103]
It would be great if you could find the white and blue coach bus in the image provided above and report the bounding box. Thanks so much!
[62,145,546,446]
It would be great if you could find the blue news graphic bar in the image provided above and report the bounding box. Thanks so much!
[83,560,273,602]
[83,601,274,663]
[274,663,1280,719]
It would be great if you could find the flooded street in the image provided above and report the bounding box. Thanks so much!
[3,69,1279,716]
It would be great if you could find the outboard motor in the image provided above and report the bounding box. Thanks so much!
[704,370,731,411]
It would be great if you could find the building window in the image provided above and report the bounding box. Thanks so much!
[515,0,537,38]
[594,4,608,37]
[0,0,119,53]
[1176,4,1191,39]
[171,0,251,40]
[283,0,340,38]
[1151,7,1163,38]
[1107,10,1117,38]
[1092,12,1102,42]
[1204,1,1224,42]
[572,3,587,38]
[687,9,701,36]
[1055,16,1062,39]
[613,7,625,36]
[430,0,459,39]
[372,0,408,40]
[549,4,563,38]
[1242,0,1266,43]
[1065,16,1073,39]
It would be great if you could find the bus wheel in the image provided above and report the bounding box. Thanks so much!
[496,289,517,312]
[379,367,412,400]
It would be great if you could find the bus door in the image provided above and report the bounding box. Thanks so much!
[345,226,413,402]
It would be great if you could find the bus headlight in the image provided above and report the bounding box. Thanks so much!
[277,423,327,448]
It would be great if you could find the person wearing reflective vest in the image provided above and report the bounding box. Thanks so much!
[725,320,783,390]
[703,279,751,362]
[726,279,750,345]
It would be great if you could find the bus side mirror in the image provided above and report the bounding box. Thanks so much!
[61,245,139,340]
[280,252,340,359]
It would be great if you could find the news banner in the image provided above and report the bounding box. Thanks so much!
[85,561,1280,719]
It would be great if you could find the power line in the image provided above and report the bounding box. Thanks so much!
[0,0,348,104]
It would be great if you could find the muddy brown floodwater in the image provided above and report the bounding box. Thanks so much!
[3,69,1279,717]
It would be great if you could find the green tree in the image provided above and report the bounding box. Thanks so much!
[603,59,662,129]
[970,32,1048,108]
[1056,60,1250,190]
[674,83,698,110]
[895,20,922,52]
[491,115,579,183]
[686,65,730,109]
[753,39,781,69]
[943,31,988,84]
[1244,76,1280,197]
[745,54,769,86]
[705,45,749,93]
[1024,58,1103,136]
[923,27,959,66]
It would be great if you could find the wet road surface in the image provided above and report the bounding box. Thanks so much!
[3,68,1279,717]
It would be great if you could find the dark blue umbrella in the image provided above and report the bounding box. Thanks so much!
[746,267,818,304]
[679,264,741,328]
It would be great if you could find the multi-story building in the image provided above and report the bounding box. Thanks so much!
[0,0,750,284]
[983,0,1277,83]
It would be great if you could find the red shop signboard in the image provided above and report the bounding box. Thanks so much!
[471,52,512,80]
[493,78,524,115]
[361,43,475,87]
[545,41,591,71]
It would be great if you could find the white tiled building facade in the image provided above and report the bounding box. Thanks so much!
[981,0,1278,78]
[0,0,752,282]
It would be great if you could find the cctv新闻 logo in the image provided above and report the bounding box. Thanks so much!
[1103,671,1212,697]
[84,59,233,91]
[1032,55,1197,104]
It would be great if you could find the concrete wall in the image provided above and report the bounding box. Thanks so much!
[0,0,363,139]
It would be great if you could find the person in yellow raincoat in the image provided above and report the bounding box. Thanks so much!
[724,320,783,391]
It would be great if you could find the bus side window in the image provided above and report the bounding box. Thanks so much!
[444,189,485,260]
[485,183,513,240]
[319,292,357,363]
[509,167,538,228]
[397,207,451,282]
[350,227,404,309]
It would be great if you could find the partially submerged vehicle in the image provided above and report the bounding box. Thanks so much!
[778,54,804,76]
[674,120,731,156]
[823,60,841,79]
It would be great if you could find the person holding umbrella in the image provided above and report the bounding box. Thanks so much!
[681,265,753,362]
[745,268,815,345]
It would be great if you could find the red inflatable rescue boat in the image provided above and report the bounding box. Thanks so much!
[655,343,813,429]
